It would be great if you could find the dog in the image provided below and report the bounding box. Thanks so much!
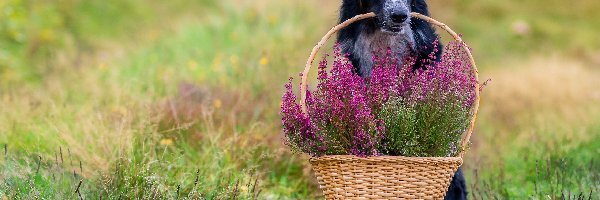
[338,0,442,76]
[337,0,467,199]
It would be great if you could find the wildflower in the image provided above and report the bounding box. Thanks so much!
[187,60,198,70]
[259,56,269,66]
[211,54,223,72]
[111,105,128,116]
[229,55,239,66]
[160,138,174,146]
[213,99,222,109]
[512,20,531,36]
[268,14,279,25]
[281,78,325,156]
[38,29,55,42]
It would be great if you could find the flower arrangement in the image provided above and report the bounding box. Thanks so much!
[281,40,478,157]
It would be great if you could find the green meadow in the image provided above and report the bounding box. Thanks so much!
[1,0,599,199]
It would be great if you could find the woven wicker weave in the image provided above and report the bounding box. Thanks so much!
[310,156,462,199]
[299,12,481,199]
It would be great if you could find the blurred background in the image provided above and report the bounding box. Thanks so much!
[0,0,598,199]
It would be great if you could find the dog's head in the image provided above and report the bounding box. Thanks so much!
[346,0,415,33]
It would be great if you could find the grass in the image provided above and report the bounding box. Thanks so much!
[469,124,600,199]
[1,0,600,199]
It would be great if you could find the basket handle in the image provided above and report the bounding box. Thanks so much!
[299,12,480,159]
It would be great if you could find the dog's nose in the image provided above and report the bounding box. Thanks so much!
[390,12,408,24]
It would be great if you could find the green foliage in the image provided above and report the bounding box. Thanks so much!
[0,0,214,85]
[379,97,419,155]
[380,96,470,157]
[469,131,600,199]
[0,0,323,198]
[443,0,600,66]
[0,149,263,199]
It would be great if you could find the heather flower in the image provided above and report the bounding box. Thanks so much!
[281,78,325,156]
[367,48,400,115]
[280,40,480,157]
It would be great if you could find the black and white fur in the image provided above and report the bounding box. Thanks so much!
[338,0,442,76]
[337,0,467,199]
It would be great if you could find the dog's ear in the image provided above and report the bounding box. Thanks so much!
[340,0,365,21]
[411,0,430,16]
[411,0,421,6]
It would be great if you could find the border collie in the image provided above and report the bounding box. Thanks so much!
[337,0,467,199]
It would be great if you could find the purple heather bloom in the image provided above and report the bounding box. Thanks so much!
[280,40,478,157]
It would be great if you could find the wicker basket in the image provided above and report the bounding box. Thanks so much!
[298,12,480,200]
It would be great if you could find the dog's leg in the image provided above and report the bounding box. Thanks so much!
[445,167,468,200]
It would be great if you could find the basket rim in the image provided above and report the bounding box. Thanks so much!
[310,155,463,163]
